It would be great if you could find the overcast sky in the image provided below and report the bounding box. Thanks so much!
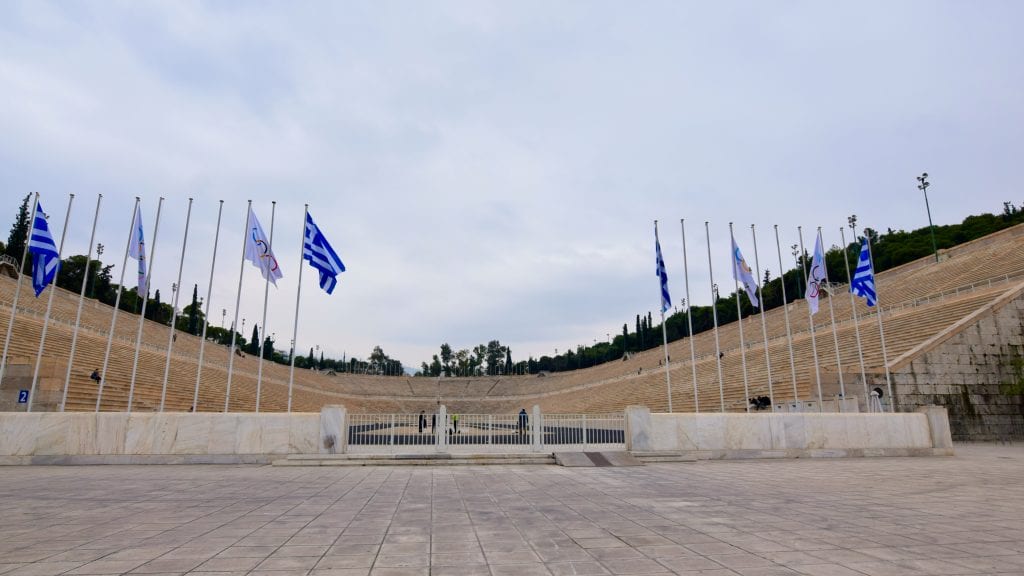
[2,1,1021,370]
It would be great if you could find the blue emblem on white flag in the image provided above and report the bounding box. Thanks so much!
[127,204,147,293]
[29,201,60,297]
[244,207,283,285]
[731,237,760,308]
[303,212,346,294]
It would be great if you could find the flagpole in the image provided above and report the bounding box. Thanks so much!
[773,225,799,404]
[98,197,140,411]
[225,201,252,413]
[0,193,40,389]
[194,200,223,412]
[160,198,192,412]
[654,220,672,412]
[255,201,276,413]
[818,227,846,404]
[680,219,699,413]
[750,224,774,409]
[28,193,74,412]
[729,223,750,412]
[287,204,309,413]
[864,230,894,411]
[61,193,102,411]
[839,225,869,407]
[128,197,164,413]
[705,222,725,412]
[798,226,823,411]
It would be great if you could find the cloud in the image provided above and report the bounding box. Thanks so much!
[1,1,1021,368]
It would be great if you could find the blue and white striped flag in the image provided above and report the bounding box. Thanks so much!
[850,237,877,306]
[29,201,60,297]
[655,224,671,314]
[303,212,346,294]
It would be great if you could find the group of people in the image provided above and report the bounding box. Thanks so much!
[416,408,531,436]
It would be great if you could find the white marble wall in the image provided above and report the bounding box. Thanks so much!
[644,412,937,452]
[0,413,320,456]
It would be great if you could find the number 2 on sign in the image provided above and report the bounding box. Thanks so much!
[17,390,28,403]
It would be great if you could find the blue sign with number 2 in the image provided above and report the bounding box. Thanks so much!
[18,390,28,403]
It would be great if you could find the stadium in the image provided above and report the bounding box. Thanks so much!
[2,220,1022,446]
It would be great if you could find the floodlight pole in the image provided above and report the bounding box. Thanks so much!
[917,172,938,263]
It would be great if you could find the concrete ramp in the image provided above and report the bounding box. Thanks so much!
[555,451,643,467]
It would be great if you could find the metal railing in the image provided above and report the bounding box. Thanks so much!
[541,413,625,449]
[347,411,626,454]
[950,416,1024,443]
[348,413,436,450]
[445,413,533,448]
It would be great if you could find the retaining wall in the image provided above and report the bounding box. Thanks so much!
[625,405,953,458]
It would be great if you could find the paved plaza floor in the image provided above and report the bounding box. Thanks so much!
[2,445,1024,576]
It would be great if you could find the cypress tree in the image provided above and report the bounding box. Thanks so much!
[189,284,199,334]
[249,325,260,355]
[5,194,31,274]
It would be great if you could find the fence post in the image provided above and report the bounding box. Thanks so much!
[582,414,588,449]
[488,415,493,445]
[389,414,395,448]
[319,404,347,454]
[532,405,542,452]
[437,404,447,453]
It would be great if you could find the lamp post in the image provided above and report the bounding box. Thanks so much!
[791,244,802,299]
[847,214,858,266]
[91,243,104,298]
[917,172,939,263]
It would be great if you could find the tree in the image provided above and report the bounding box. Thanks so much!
[635,315,641,350]
[188,285,199,335]
[180,297,205,334]
[5,194,31,274]
[485,340,505,375]
[505,347,512,374]
[622,324,629,355]
[440,343,453,377]
[56,255,113,300]
[472,344,487,376]
[249,325,260,355]
[262,335,274,360]
[149,289,162,323]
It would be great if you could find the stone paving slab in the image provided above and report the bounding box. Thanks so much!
[1,444,1024,575]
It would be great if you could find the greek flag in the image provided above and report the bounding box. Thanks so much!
[655,226,671,314]
[303,212,346,294]
[850,237,877,306]
[29,201,60,297]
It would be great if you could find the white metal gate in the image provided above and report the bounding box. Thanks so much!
[347,407,625,454]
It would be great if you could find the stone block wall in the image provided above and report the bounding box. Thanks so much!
[891,290,1024,440]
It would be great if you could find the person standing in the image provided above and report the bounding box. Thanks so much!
[452,413,459,434]
[418,411,426,434]
[518,408,528,437]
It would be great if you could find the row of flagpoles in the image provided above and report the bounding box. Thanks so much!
[0,193,346,413]
[653,219,894,413]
